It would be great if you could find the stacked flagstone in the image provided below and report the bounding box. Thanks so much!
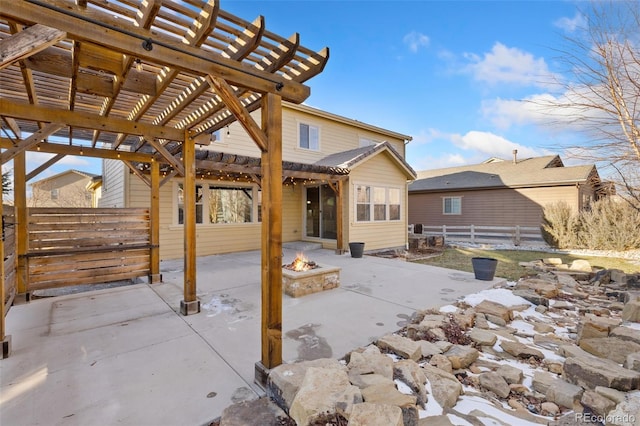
[217,259,640,426]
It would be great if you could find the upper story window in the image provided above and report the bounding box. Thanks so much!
[51,188,59,200]
[443,196,461,215]
[299,123,319,151]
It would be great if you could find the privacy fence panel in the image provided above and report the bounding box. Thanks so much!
[3,205,16,314]
[26,208,151,291]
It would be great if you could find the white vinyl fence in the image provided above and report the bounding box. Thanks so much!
[409,224,544,245]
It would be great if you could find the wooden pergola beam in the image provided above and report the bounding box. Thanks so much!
[144,138,185,176]
[0,139,156,163]
[0,24,65,69]
[0,99,185,142]
[26,153,65,182]
[207,75,268,152]
[0,1,310,103]
[0,122,63,165]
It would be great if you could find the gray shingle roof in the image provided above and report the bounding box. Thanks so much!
[314,141,417,178]
[409,155,598,192]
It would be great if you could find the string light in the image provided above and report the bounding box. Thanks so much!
[134,58,143,72]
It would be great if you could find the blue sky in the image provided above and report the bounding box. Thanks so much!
[12,0,594,187]
[223,0,591,171]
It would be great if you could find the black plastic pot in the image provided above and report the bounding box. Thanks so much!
[349,242,365,258]
[471,257,498,281]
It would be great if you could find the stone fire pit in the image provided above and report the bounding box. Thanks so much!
[282,254,340,297]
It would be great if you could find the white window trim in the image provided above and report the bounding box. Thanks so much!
[354,182,403,223]
[442,196,462,215]
[297,120,321,151]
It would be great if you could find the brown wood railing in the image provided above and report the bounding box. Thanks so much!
[24,208,151,291]
[2,205,16,314]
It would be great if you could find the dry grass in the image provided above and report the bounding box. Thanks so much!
[413,247,640,281]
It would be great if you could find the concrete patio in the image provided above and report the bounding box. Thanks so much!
[0,244,504,426]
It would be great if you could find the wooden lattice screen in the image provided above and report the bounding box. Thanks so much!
[25,208,151,291]
[2,205,16,314]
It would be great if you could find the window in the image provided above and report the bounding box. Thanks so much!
[208,186,252,223]
[389,188,401,220]
[356,185,402,222]
[443,197,461,215]
[356,185,370,221]
[177,183,204,224]
[51,188,59,200]
[373,187,386,221]
[175,183,259,225]
[299,123,319,150]
[211,129,222,143]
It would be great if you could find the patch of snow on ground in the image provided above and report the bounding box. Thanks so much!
[395,379,413,395]
[462,288,532,308]
[511,319,536,336]
[454,395,544,426]
[439,304,459,313]
[419,379,444,418]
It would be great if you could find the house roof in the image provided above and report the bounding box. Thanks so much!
[409,155,599,192]
[31,169,100,187]
[314,142,417,180]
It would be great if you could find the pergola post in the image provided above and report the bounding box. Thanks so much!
[14,152,28,298]
[1,181,11,358]
[336,179,345,253]
[149,160,161,283]
[180,131,200,315]
[255,92,283,387]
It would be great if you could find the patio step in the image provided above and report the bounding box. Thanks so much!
[283,241,323,252]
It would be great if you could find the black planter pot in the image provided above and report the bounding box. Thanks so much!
[349,242,365,258]
[471,257,498,281]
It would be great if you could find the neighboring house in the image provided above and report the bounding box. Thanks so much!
[100,102,416,260]
[408,154,606,233]
[30,170,100,207]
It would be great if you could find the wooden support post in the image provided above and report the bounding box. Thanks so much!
[1,181,11,358]
[335,179,345,254]
[149,160,161,283]
[15,152,28,298]
[180,131,199,315]
[255,93,283,387]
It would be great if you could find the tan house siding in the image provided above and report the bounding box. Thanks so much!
[348,153,409,251]
[99,160,127,208]
[207,105,407,165]
[408,186,579,228]
[125,174,305,260]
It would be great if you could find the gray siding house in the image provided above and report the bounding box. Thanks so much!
[408,155,605,234]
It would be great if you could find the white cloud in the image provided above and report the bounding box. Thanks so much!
[481,89,611,133]
[451,130,544,159]
[407,129,551,172]
[554,13,587,33]
[403,31,430,53]
[464,42,556,88]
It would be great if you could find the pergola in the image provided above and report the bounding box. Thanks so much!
[0,0,329,381]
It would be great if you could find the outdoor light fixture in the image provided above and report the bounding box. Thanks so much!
[134,58,143,72]
[142,38,153,51]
